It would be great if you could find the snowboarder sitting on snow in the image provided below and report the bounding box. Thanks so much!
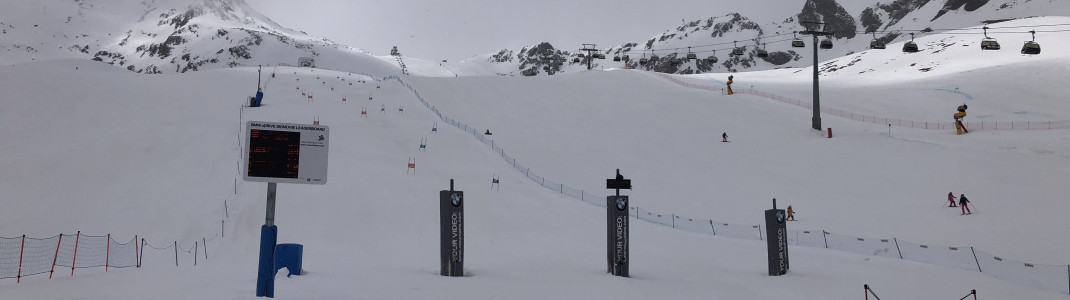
[786,205,795,221]
[484,129,492,135]
[959,194,972,215]
[947,192,957,207]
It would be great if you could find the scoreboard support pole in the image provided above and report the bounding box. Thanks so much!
[256,182,279,297]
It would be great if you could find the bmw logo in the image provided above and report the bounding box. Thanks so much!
[616,198,627,211]
[451,193,462,207]
[775,211,785,223]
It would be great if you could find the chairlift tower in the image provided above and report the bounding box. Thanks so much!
[800,22,833,131]
[580,44,599,70]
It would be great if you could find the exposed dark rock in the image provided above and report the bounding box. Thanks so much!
[934,0,991,21]
[797,0,857,39]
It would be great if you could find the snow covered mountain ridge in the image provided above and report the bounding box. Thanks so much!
[2,0,1067,77]
[462,0,1070,76]
[0,0,400,75]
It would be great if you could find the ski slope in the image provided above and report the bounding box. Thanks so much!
[1,51,1068,298]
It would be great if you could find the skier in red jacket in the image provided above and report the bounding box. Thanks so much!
[947,192,957,207]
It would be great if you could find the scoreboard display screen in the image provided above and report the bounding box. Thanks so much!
[248,129,301,179]
[244,121,329,184]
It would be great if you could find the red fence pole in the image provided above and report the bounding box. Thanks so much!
[105,234,110,272]
[17,235,25,283]
[71,231,80,276]
[50,234,62,279]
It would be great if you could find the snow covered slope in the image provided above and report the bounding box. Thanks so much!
[1,49,1068,298]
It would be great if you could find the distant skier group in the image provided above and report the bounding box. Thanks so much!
[947,192,971,215]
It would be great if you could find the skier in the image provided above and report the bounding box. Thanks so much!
[959,194,971,215]
[786,205,795,221]
[954,104,969,135]
[947,192,957,207]
[722,132,728,142]
[726,75,734,95]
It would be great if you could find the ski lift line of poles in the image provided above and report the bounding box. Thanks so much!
[635,22,1070,54]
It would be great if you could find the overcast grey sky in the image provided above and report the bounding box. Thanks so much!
[248,0,801,61]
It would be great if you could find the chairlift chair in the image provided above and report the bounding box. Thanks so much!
[869,32,885,49]
[981,38,1001,50]
[613,55,621,62]
[577,53,585,58]
[791,32,805,48]
[903,33,919,53]
[686,46,697,60]
[596,53,606,59]
[639,57,648,65]
[730,41,744,56]
[756,43,768,58]
[622,55,629,61]
[650,54,660,61]
[980,26,1001,50]
[820,38,833,49]
[1021,30,1041,55]
[572,57,580,63]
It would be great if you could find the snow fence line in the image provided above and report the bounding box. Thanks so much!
[376,73,1070,295]
[0,232,218,282]
[652,72,1070,131]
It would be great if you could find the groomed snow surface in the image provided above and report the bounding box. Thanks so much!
[3,30,1070,299]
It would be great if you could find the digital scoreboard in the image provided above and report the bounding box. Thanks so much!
[244,121,329,184]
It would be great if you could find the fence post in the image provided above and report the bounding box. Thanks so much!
[140,238,145,268]
[757,225,762,240]
[50,234,63,279]
[174,241,178,267]
[135,235,139,268]
[17,235,25,283]
[709,220,716,235]
[823,230,829,248]
[672,214,675,228]
[893,238,902,259]
[222,220,225,238]
[203,237,208,260]
[105,234,110,272]
[194,241,198,266]
[971,247,982,272]
[71,231,80,276]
